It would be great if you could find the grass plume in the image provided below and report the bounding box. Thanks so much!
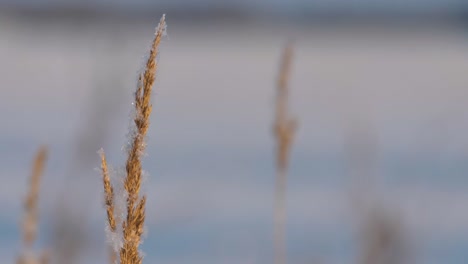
[100,150,118,263]
[100,14,166,264]
[100,150,116,233]
[17,146,48,264]
[273,42,297,264]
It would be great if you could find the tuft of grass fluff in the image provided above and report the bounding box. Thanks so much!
[17,146,48,264]
[273,42,297,264]
[100,14,166,264]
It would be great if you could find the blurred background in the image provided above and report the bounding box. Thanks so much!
[2,1,468,264]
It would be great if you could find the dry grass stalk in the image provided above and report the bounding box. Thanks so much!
[100,150,118,263]
[100,14,166,264]
[273,43,297,264]
[101,150,116,232]
[18,146,48,264]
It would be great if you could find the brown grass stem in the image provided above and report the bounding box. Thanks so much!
[273,42,296,264]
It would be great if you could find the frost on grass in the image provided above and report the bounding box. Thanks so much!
[142,15,167,57]
[101,14,166,264]
[109,167,127,253]
[136,14,167,96]
[105,223,123,254]
[126,14,167,158]
[103,167,149,252]
[138,249,147,261]
[97,150,126,254]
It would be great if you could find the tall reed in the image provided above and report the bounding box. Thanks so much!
[100,14,166,264]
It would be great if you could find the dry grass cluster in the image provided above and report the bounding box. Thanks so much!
[98,14,166,264]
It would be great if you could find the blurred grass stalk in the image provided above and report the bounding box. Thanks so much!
[273,43,297,264]
[342,108,407,264]
[17,146,49,264]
